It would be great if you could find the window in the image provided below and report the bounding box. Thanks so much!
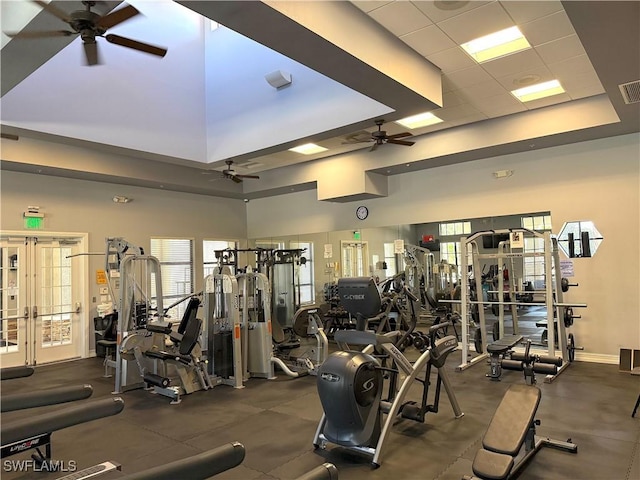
[522,215,552,231]
[150,238,193,321]
[290,241,314,304]
[439,221,471,236]
[440,241,462,267]
[383,243,398,278]
[341,241,369,278]
[521,215,552,288]
[203,240,236,277]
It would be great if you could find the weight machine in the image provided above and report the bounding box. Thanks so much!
[448,229,585,382]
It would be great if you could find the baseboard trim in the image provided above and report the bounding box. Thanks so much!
[574,352,618,364]
[89,349,96,358]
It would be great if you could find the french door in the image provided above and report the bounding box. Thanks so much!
[0,236,85,367]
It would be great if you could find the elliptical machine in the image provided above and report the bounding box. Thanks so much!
[313,277,464,468]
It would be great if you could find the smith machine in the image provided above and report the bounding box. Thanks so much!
[443,229,586,383]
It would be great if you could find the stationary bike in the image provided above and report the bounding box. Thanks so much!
[313,277,464,468]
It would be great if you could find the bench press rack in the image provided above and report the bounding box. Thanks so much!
[442,230,586,383]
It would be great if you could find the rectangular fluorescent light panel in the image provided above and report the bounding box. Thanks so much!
[511,80,565,102]
[288,143,328,155]
[461,26,531,63]
[395,112,443,129]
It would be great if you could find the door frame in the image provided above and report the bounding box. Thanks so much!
[1,230,90,363]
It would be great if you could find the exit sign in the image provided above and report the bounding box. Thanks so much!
[24,216,44,229]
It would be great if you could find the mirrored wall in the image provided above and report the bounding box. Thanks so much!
[244,211,554,345]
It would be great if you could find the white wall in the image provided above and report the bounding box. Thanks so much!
[0,171,247,326]
[247,134,640,359]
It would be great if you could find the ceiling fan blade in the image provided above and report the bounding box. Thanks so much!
[236,174,260,179]
[387,139,415,146]
[1,132,19,141]
[84,41,99,66]
[386,132,412,139]
[105,34,167,57]
[32,0,71,22]
[4,30,74,39]
[342,138,372,145]
[97,4,140,30]
[230,176,243,184]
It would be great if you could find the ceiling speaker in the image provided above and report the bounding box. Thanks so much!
[265,70,292,89]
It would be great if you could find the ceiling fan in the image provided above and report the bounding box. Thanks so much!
[4,1,167,66]
[206,160,260,184]
[343,119,415,152]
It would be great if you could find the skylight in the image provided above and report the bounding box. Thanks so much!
[395,112,443,129]
[511,80,566,102]
[288,143,328,155]
[461,26,531,63]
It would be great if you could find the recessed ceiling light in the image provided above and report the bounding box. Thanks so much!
[511,80,565,102]
[395,111,443,129]
[288,143,328,155]
[461,26,531,63]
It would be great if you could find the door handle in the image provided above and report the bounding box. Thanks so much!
[32,305,37,319]
[24,306,29,319]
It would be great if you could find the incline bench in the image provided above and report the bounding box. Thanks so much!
[463,384,577,480]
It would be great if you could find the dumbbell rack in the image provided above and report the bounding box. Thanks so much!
[446,229,586,383]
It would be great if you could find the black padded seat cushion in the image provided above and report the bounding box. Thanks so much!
[472,448,514,480]
[482,384,540,456]
[145,350,177,361]
[486,335,524,354]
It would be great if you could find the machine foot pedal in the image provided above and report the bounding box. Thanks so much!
[55,461,121,480]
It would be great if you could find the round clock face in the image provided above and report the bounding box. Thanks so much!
[356,206,369,220]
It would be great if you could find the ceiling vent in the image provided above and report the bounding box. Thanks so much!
[619,80,640,104]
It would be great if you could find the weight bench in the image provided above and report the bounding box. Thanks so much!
[463,384,577,480]
[2,384,93,413]
[1,397,124,467]
[486,335,523,381]
[295,463,339,480]
[0,365,35,381]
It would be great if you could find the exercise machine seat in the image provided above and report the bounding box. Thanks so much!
[171,296,201,342]
[144,316,202,363]
[471,384,540,479]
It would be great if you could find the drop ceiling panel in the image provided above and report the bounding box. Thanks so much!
[411,1,491,24]
[457,80,508,101]
[521,93,572,110]
[368,1,432,37]
[436,1,515,44]
[519,10,575,46]
[426,46,476,74]
[562,71,606,99]
[351,1,394,14]
[434,103,483,122]
[400,25,456,57]
[534,34,586,65]
[472,93,527,117]
[495,65,555,90]
[481,48,545,79]
[444,65,495,90]
[548,54,601,79]
[500,0,563,24]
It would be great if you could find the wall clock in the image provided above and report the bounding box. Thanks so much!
[356,205,369,220]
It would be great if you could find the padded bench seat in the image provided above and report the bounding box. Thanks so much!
[486,335,523,354]
[471,384,540,480]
